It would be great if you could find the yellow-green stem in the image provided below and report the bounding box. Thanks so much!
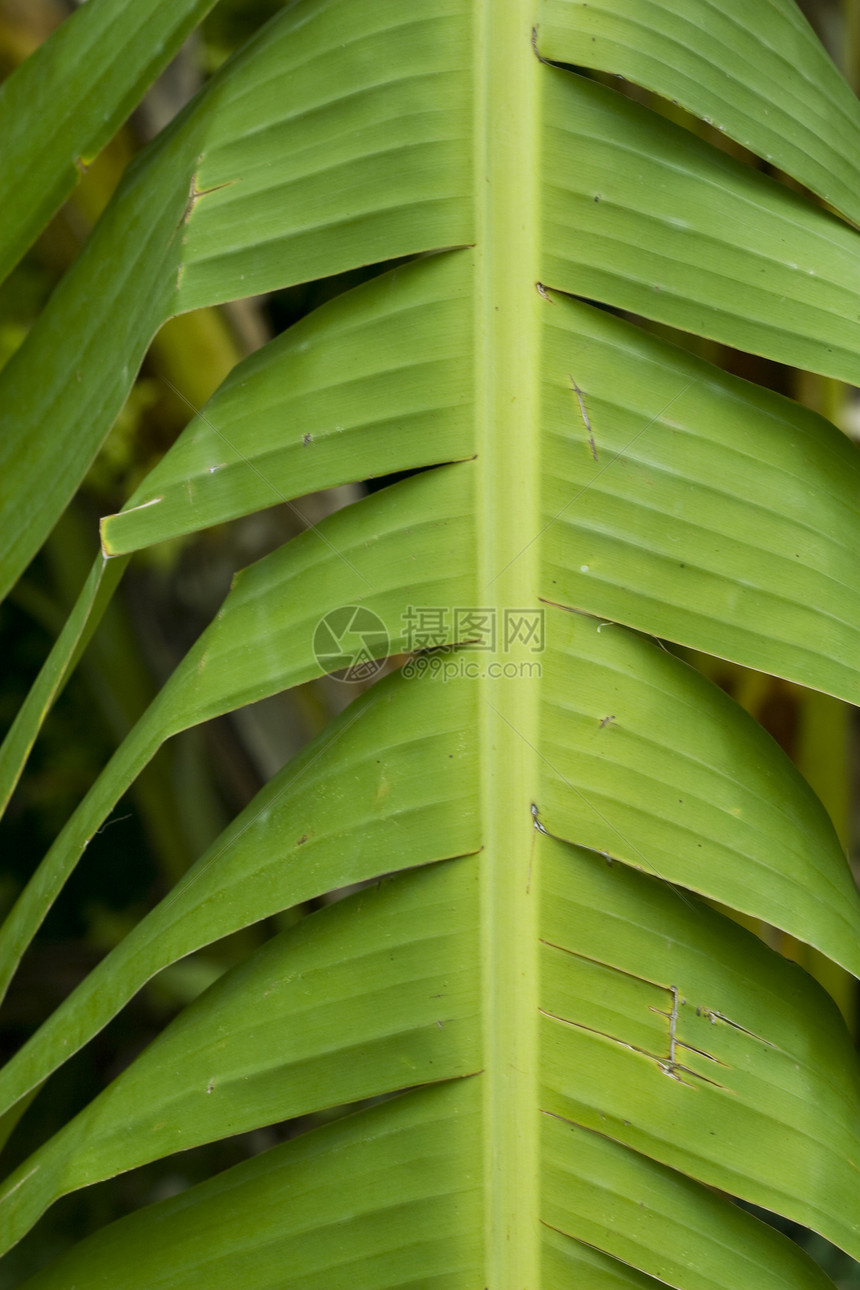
[475,6,543,1286]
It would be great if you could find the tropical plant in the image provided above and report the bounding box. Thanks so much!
[1,0,860,1285]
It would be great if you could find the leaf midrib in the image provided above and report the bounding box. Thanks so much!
[475,6,543,1285]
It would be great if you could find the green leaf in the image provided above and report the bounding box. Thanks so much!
[0,862,480,1254]
[0,0,472,604]
[540,612,860,976]
[542,1115,836,1290]
[0,554,129,820]
[0,0,217,283]
[172,0,473,310]
[538,0,860,229]
[3,0,860,1284]
[101,253,475,555]
[540,836,860,1254]
[12,1078,837,1290]
[17,1082,485,1290]
[542,69,860,380]
[0,666,480,1125]
[0,466,475,1005]
[540,292,860,703]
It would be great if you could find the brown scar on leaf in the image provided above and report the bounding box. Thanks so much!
[540,940,663,991]
[651,987,732,1084]
[652,984,681,1078]
[530,801,550,835]
[538,1008,645,1058]
[696,1007,777,1047]
[531,27,549,63]
[661,1061,725,1088]
[570,376,598,461]
[184,177,239,223]
[674,1037,728,1066]
[538,1005,722,1087]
